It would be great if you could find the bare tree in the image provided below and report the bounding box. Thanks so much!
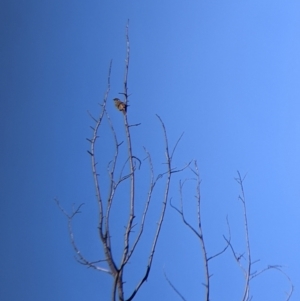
[166,167,293,301]
[56,23,293,301]
[55,22,188,301]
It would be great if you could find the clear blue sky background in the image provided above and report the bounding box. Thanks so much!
[1,1,300,300]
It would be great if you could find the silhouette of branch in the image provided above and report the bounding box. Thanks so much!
[225,172,294,301]
[54,199,110,274]
[163,268,187,301]
[169,160,231,301]
[126,115,178,301]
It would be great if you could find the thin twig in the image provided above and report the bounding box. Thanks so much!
[126,116,175,301]
[235,171,251,301]
[54,199,110,274]
[163,268,187,301]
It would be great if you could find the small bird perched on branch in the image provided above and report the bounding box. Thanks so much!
[114,98,127,113]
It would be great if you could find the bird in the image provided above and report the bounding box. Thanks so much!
[113,98,127,113]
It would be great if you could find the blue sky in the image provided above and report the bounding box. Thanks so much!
[1,1,300,300]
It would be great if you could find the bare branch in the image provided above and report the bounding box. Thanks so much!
[192,161,210,301]
[57,21,191,301]
[123,20,130,103]
[54,199,111,274]
[170,161,211,300]
[125,147,155,262]
[235,171,251,301]
[89,60,113,240]
[120,20,135,271]
[128,123,141,127]
[163,268,187,301]
[207,216,231,261]
[104,108,121,253]
[170,132,184,160]
[126,116,176,301]
[250,265,294,301]
[87,61,120,280]
[87,110,98,123]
